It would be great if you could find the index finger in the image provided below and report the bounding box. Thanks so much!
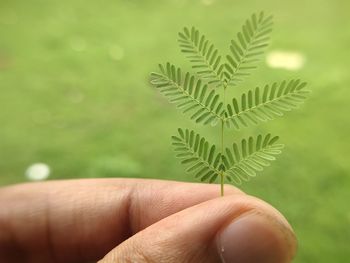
[0,178,242,262]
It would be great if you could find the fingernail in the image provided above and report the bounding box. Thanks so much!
[216,212,296,263]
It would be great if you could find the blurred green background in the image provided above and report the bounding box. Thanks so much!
[0,0,349,262]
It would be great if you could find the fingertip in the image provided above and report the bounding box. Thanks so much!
[216,210,297,263]
[100,194,297,263]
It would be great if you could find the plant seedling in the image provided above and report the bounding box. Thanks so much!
[151,12,309,196]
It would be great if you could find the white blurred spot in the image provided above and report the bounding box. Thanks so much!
[109,45,124,61]
[25,163,51,181]
[266,50,305,71]
[201,0,215,5]
[70,37,87,52]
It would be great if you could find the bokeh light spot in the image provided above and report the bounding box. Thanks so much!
[25,163,51,181]
[266,50,305,71]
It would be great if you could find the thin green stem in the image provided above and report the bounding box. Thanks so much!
[221,119,224,153]
[220,171,224,196]
[220,120,224,196]
[220,84,227,197]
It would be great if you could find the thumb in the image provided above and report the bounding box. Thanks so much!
[99,194,297,263]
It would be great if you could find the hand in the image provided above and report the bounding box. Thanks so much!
[0,179,296,263]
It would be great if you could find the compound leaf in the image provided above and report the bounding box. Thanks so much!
[151,63,225,126]
[225,12,273,87]
[172,128,222,183]
[224,134,283,184]
[179,27,225,88]
[225,80,309,129]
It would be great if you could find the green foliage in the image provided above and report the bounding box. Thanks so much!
[151,11,309,192]
[225,79,310,129]
[178,27,225,87]
[172,129,283,185]
[150,63,223,125]
[224,12,273,87]
[223,134,284,184]
[172,128,222,183]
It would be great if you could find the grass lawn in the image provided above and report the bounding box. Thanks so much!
[1,0,349,261]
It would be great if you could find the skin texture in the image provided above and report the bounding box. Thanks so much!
[0,179,297,263]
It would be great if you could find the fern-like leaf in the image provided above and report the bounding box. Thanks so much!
[224,12,273,87]
[225,79,309,129]
[222,134,283,184]
[172,128,222,183]
[150,63,225,126]
[179,27,225,88]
